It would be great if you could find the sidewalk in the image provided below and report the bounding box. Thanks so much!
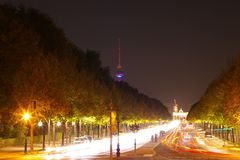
[0,145,44,160]
[0,146,43,152]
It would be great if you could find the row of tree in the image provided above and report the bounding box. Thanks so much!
[188,55,240,142]
[0,4,170,138]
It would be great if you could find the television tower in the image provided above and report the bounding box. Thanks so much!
[116,39,124,82]
[115,39,123,158]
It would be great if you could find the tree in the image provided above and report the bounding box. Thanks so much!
[224,57,240,127]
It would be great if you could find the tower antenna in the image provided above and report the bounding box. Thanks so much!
[118,38,121,68]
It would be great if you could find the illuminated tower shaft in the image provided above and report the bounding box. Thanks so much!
[116,39,124,82]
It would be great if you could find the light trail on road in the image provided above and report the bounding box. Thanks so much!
[157,123,240,160]
[44,120,180,159]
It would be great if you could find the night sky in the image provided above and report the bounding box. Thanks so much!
[3,0,240,111]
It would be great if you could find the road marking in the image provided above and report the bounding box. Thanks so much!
[143,154,153,157]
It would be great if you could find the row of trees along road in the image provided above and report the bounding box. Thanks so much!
[0,4,171,146]
[188,55,240,144]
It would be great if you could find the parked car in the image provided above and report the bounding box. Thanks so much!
[73,135,93,144]
[83,135,93,142]
[73,137,86,144]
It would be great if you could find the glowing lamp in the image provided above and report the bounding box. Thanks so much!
[23,112,30,121]
[38,121,43,127]
[56,121,61,127]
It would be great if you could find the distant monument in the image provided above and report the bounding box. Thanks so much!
[172,99,188,120]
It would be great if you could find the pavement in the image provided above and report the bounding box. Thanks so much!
[0,145,44,160]
[0,144,44,153]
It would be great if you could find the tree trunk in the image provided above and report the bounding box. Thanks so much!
[105,125,108,137]
[76,120,80,137]
[213,124,216,136]
[48,119,51,146]
[87,125,90,135]
[79,119,82,136]
[210,123,212,135]
[91,124,94,138]
[53,123,56,147]
[232,128,235,143]
[74,123,77,138]
[65,122,68,144]
[227,129,229,141]
[218,124,221,138]
[43,125,46,150]
[97,125,100,138]
[61,122,65,146]
[30,124,34,151]
[221,125,224,139]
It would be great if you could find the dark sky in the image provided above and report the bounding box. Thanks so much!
[3,0,240,111]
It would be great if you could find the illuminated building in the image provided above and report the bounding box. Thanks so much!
[172,99,188,120]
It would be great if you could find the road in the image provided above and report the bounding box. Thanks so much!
[152,125,240,160]
[43,121,179,159]
[1,121,240,160]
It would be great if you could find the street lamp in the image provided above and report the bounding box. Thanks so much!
[38,121,45,150]
[22,112,31,154]
[23,113,30,121]
[130,123,139,156]
[38,121,43,127]
[53,121,61,146]
[72,122,76,142]
[116,119,120,158]
[57,121,61,127]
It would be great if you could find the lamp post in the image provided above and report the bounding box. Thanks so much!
[109,103,113,160]
[56,121,61,146]
[116,119,120,159]
[53,121,61,147]
[130,123,139,156]
[38,121,45,150]
[22,112,30,154]
[71,122,76,143]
